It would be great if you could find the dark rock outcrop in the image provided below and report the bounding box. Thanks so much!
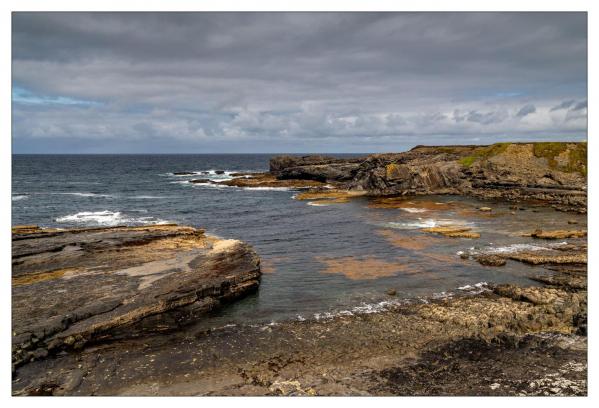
[268,142,587,211]
[270,155,365,182]
[12,224,260,369]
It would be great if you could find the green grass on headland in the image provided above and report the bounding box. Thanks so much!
[458,143,511,167]
[532,142,587,176]
[458,141,587,176]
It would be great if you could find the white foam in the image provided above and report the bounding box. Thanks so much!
[399,207,429,213]
[129,195,168,199]
[55,210,169,227]
[308,282,493,322]
[386,218,467,230]
[431,291,453,299]
[313,299,405,321]
[463,242,569,257]
[457,282,490,294]
[53,192,115,198]
[241,186,293,191]
[12,195,28,201]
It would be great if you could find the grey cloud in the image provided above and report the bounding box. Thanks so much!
[11,12,588,153]
[516,104,536,118]
[572,100,587,111]
[453,109,509,125]
[550,100,575,111]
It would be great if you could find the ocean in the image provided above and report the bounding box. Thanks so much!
[12,154,585,328]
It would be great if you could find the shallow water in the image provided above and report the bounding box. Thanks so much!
[12,154,587,327]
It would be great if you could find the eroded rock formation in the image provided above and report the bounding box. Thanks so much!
[12,224,261,370]
[269,142,587,211]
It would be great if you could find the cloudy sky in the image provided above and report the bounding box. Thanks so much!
[12,12,587,153]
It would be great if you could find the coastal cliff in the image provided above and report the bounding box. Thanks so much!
[270,142,587,211]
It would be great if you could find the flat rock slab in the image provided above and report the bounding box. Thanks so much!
[12,224,261,368]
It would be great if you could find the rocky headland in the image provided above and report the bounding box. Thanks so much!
[267,142,587,212]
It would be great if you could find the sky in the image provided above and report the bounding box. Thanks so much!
[12,12,587,153]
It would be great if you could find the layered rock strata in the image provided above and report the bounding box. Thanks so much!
[12,224,261,370]
[269,143,587,211]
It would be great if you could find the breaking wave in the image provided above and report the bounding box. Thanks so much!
[310,282,491,321]
[458,242,569,257]
[55,210,169,227]
[56,192,115,198]
[386,218,473,230]
[399,207,429,213]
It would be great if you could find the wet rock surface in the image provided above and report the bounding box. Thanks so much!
[529,229,587,239]
[219,173,327,189]
[421,226,480,239]
[371,334,586,396]
[13,273,586,395]
[12,225,261,372]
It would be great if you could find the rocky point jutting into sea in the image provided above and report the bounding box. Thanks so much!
[12,142,587,396]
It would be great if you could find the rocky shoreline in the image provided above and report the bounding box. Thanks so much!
[13,279,586,396]
[12,223,587,396]
[12,225,261,373]
[12,142,587,396]
[196,142,586,212]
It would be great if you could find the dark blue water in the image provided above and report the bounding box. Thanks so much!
[12,154,586,326]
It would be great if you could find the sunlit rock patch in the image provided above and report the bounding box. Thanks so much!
[294,190,364,205]
[421,226,480,239]
[367,197,456,211]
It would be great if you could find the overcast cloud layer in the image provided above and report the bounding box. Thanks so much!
[12,12,587,153]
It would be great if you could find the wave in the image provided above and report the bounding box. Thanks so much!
[459,242,569,257]
[399,207,429,213]
[386,218,472,230]
[55,210,169,227]
[12,195,28,201]
[241,186,294,191]
[170,169,245,179]
[58,192,114,198]
[129,195,169,199]
[310,282,491,321]
[456,282,489,294]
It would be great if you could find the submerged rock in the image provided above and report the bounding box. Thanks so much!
[475,254,507,267]
[294,189,364,205]
[508,251,587,265]
[421,226,480,239]
[12,224,261,369]
[219,173,327,189]
[530,229,587,239]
